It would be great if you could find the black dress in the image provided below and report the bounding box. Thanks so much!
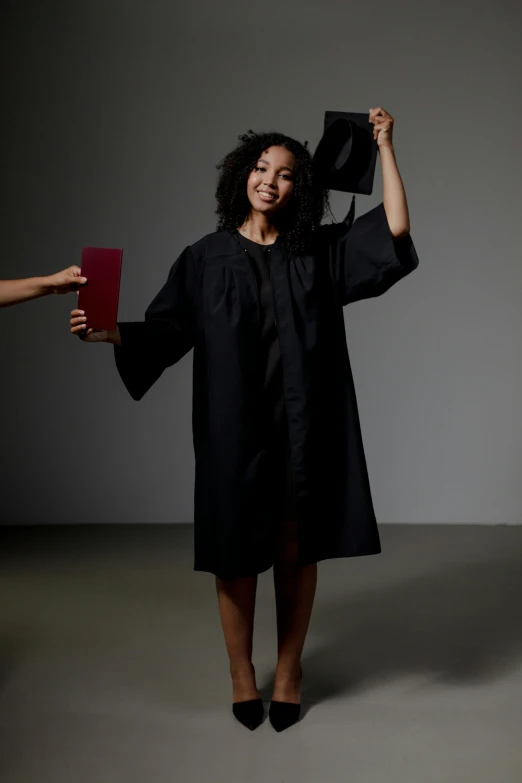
[234,230,295,522]
[114,204,419,579]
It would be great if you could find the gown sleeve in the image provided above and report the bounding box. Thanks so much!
[324,203,419,306]
[114,246,198,401]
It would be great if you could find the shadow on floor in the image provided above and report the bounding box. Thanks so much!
[2,526,522,709]
[302,553,522,703]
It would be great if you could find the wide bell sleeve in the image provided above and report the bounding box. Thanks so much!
[325,203,419,306]
[114,246,198,401]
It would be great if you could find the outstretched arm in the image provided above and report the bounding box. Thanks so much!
[69,246,198,401]
[370,107,410,238]
[0,266,86,308]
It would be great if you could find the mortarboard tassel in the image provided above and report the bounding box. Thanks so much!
[343,194,356,228]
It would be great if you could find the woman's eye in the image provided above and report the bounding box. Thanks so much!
[255,166,265,172]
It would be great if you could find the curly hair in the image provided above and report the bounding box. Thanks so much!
[215,130,329,256]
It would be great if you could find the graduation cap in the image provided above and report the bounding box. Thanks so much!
[313,111,379,226]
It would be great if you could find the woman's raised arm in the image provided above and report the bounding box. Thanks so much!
[370,107,410,238]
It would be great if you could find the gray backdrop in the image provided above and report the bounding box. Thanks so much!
[1,0,521,525]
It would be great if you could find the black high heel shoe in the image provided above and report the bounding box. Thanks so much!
[232,699,264,731]
[269,667,302,732]
[268,700,300,732]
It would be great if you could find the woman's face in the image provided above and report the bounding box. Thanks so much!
[246,145,296,216]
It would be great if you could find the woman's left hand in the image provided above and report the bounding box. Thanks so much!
[369,107,394,148]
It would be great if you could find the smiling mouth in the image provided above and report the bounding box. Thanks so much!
[257,190,277,202]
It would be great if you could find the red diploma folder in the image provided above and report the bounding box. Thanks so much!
[78,247,123,331]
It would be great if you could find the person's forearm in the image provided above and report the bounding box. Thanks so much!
[105,327,121,345]
[379,145,410,238]
[0,277,52,308]
[84,327,121,344]
[89,327,121,345]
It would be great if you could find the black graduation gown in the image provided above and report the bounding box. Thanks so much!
[114,204,419,579]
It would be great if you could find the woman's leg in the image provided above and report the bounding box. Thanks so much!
[272,519,317,702]
[215,575,260,703]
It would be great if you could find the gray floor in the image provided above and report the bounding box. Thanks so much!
[0,524,521,783]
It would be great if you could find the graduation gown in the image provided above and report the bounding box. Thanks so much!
[115,204,419,579]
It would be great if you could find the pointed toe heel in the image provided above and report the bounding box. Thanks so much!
[232,698,264,731]
[268,701,301,732]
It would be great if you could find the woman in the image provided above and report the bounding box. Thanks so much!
[70,108,418,732]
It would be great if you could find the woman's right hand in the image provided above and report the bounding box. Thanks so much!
[70,309,108,343]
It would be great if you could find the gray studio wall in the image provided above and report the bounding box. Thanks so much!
[1,0,521,525]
